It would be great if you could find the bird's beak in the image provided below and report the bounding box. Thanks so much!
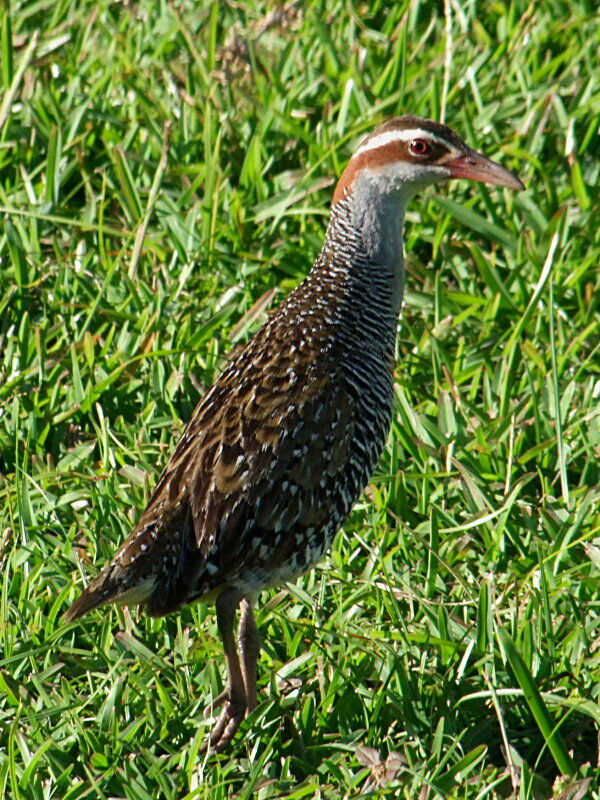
[444,149,525,190]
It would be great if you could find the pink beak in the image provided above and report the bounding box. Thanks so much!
[444,149,525,190]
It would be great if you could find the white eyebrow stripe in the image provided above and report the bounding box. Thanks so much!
[353,128,452,157]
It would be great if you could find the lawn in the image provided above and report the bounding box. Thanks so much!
[0,0,598,798]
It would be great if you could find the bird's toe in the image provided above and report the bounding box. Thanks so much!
[202,688,229,718]
[201,689,247,753]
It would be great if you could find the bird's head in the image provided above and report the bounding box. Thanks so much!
[333,115,524,205]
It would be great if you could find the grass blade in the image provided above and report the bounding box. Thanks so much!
[498,627,577,776]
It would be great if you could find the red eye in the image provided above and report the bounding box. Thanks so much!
[410,138,429,155]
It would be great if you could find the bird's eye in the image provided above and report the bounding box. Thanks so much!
[410,139,430,156]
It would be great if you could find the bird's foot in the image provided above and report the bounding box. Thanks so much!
[201,688,247,754]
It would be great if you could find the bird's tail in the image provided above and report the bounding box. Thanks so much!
[64,583,109,621]
[65,563,156,622]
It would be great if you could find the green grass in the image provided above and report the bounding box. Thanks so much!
[0,0,599,797]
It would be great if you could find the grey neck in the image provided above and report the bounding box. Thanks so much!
[325,176,412,316]
[351,188,407,313]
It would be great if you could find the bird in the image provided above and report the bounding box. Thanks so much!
[65,115,524,752]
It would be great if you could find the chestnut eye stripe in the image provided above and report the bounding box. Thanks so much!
[408,139,451,161]
[354,128,453,158]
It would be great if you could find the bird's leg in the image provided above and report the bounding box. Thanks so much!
[202,587,247,753]
[238,597,261,715]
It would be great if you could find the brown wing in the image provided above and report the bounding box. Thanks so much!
[66,305,357,620]
[140,321,355,613]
